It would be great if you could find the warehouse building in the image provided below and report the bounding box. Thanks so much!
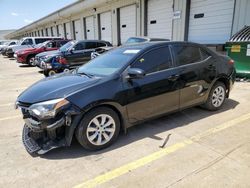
[5,0,250,51]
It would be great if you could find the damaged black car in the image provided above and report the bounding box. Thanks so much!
[16,41,235,155]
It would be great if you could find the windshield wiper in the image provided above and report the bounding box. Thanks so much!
[75,69,93,78]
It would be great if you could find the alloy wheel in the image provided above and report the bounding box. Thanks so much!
[212,86,225,107]
[86,114,116,146]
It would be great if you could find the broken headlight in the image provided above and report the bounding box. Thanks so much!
[29,98,69,119]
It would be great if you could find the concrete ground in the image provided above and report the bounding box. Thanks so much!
[0,55,250,188]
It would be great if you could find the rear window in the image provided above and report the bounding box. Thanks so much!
[173,45,202,66]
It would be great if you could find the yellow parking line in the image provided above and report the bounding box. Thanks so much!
[74,112,250,188]
[0,115,22,121]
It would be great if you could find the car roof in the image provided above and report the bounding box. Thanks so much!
[118,41,207,51]
[77,40,110,43]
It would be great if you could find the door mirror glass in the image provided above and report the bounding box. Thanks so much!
[127,68,145,79]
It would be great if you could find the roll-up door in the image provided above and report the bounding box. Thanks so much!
[85,16,95,39]
[58,25,64,37]
[52,26,56,37]
[47,27,52,36]
[100,11,112,43]
[119,4,137,44]
[74,19,82,40]
[147,0,173,39]
[65,22,72,39]
[188,0,235,44]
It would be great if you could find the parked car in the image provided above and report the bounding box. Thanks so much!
[6,37,62,58]
[15,39,70,66]
[125,36,170,44]
[16,41,235,155]
[0,40,18,55]
[90,36,169,59]
[37,40,112,76]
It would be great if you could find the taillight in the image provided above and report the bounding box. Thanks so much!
[228,59,234,65]
[57,56,67,65]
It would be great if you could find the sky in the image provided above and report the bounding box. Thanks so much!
[0,0,77,30]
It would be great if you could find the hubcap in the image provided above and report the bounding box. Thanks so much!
[212,86,225,107]
[86,114,116,146]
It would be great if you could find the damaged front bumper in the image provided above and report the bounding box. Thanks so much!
[18,102,81,155]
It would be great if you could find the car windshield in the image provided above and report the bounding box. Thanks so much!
[125,37,147,44]
[59,41,75,52]
[77,48,140,76]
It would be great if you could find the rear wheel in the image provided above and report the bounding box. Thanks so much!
[203,82,226,111]
[75,107,120,150]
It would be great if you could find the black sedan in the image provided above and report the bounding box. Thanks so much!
[35,40,112,76]
[16,41,235,155]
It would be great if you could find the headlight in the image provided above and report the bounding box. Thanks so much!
[29,98,69,119]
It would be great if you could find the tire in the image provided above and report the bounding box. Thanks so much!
[44,69,56,77]
[27,56,35,66]
[202,82,226,111]
[75,107,120,150]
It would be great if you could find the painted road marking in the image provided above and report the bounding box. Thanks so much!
[74,112,250,188]
[0,115,22,121]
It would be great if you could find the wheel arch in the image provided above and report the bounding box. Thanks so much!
[215,75,230,98]
[65,101,129,146]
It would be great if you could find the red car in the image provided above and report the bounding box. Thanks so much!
[15,40,70,66]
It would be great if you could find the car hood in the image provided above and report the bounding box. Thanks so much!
[36,50,61,58]
[17,73,101,104]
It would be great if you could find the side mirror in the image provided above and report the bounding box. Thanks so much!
[70,48,75,53]
[127,68,145,79]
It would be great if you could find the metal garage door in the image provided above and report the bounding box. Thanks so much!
[100,11,112,43]
[52,26,56,37]
[120,4,137,44]
[74,19,82,40]
[188,0,235,44]
[147,0,173,39]
[85,16,95,39]
[48,27,52,36]
[65,22,72,39]
[58,25,64,37]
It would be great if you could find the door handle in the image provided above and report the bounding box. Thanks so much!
[168,74,180,81]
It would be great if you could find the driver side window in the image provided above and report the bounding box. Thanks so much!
[132,46,172,74]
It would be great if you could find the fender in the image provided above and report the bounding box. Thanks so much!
[65,100,130,146]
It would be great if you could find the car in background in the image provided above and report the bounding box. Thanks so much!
[6,37,63,58]
[0,40,18,55]
[16,41,235,155]
[37,40,112,76]
[15,39,70,66]
[90,36,169,59]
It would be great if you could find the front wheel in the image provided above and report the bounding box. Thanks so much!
[44,69,56,77]
[27,56,35,66]
[75,107,120,150]
[202,82,226,111]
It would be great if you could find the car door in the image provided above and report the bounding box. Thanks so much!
[172,44,216,109]
[124,46,180,124]
[82,42,97,61]
[65,41,86,66]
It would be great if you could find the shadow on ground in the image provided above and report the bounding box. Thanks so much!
[41,98,239,160]
[19,65,32,68]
